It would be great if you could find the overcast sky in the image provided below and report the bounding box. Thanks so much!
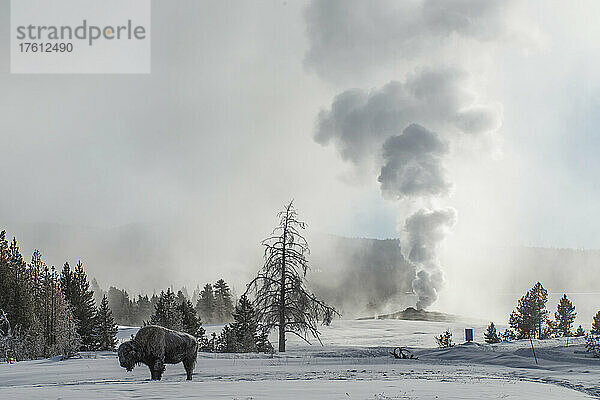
[1,1,600,299]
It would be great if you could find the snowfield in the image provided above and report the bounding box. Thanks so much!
[1,319,598,399]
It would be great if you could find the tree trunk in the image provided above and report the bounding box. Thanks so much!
[278,314,285,352]
[278,206,289,352]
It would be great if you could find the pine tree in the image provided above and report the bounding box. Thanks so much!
[191,285,201,306]
[25,249,45,358]
[509,282,548,339]
[176,289,187,305]
[0,232,9,311]
[209,332,218,352]
[231,295,259,352]
[501,329,516,342]
[530,282,548,338]
[0,237,36,337]
[60,261,97,350]
[107,287,136,325]
[93,295,118,351]
[256,328,274,354]
[239,297,273,353]
[586,333,600,357]
[41,265,80,357]
[215,295,273,353]
[178,298,205,338]
[215,324,238,352]
[97,288,155,327]
[555,294,576,337]
[196,284,216,323]
[150,288,183,330]
[52,288,80,358]
[214,279,234,323]
[0,234,39,360]
[0,233,79,359]
[29,250,44,318]
[135,294,154,325]
[59,262,75,308]
[41,266,56,356]
[434,329,454,348]
[591,311,600,335]
[91,278,105,308]
[74,261,97,345]
[179,287,189,301]
[484,322,501,344]
[574,325,585,337]
[541,318,558,339]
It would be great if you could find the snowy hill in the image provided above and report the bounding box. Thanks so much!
[366,307,459,322]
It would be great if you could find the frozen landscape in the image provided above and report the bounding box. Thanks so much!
[1,320,598,399]
[3,1,600,399]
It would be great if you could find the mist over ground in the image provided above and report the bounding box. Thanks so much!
[5,222,599,327]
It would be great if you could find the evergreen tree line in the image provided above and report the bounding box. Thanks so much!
[3,202,341,358]
[1,226,268,360]
[58,261,118,352]
[94,278,236,327]
[192,279,235,324]
[149,288,204,339]
[0,231,118,361]
[484,281,600,344]
[147,288,273,354]
[92,283,158,327]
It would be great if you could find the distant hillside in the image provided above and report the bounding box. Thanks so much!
[308,236,600,319]
[307,234,416,317]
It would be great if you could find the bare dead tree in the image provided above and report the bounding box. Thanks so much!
[245,200,338,352]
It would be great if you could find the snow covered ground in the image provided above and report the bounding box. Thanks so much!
[1,319,598,399]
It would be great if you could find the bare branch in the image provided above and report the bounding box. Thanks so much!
[246,201,339,352]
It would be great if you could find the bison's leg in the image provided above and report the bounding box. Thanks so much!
[153,368,163,380]
[152,360,165,380]
[183,357,196,380]
[149,365,158,380]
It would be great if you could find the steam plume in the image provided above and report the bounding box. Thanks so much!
[315,68,500,165]
[314,72,498,308]
[404,208,457,309]
[304,0,522,83]
[378,124,450,200]
[307,0,516,309]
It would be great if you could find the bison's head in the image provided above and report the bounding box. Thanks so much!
[118,341,139,372]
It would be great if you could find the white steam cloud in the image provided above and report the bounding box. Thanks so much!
[304,0,523,83]
[306,0,517,309]
[315,68,501,165]
[378,124,450,200]
[404,208,457,309]
[314,71,500,308]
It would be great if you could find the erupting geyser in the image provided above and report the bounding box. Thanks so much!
[404,208,457,310]
[308,2,506,310]
[315,72,499,309]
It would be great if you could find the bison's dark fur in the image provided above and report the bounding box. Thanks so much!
[118,325,198,380]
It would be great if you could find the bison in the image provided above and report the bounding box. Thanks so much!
[118,325,198,380]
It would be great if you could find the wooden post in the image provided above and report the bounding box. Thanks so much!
[529,337,538,364]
